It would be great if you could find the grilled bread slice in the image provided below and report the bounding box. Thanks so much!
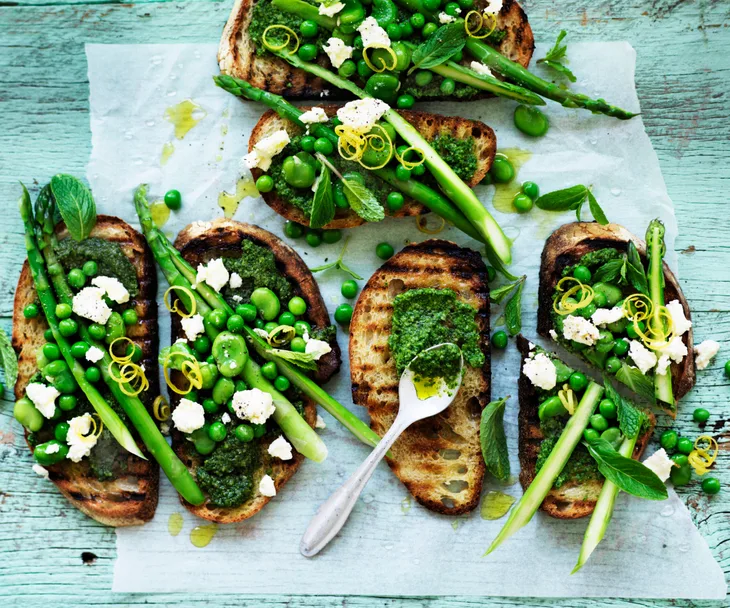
[171,218,340,523]
[349,240,490,515]
[516,335,655,519]
[219,0,534,99]
[249,106,497,229]
[537,222,695,416]
[12,216,159,527]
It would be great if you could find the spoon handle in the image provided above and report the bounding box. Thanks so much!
[300,415,410,557]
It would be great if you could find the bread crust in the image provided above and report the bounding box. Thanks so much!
[171,218,340,523]
[219,0,534,100]
[248,106,497,229]
[516,335,655,519]
[349,239,490,515]
[12,216,159,527]
[536,221,695,416]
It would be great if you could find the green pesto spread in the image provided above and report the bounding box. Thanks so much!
[430,134,477,183]
[249,0,330,57]
[401,74,481,101]
[535,418,600,488]
[410,342,462,389]
[389,288,484,377]
[561,247,622,278]
[222,239,295,304]
[54,237,139,297]
[195,435,260,508]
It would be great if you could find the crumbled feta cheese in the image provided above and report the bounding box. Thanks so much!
[171,398,205,434]
[642,448,675,482]
[160,422,171,435]
[253,328,270,340]
[72,286,112,324]
[591,307,625,327]
[484,0,503,14]
[656,355,671,377]
[315,414,326,429]
[357,16,391,48]
[85,346,105,363]
[438,11,455,23]
[629,340,657,374]
[66,413,99,463]
[46,443,60,454]
[243,129,290,171]
[232,295,243,302]
[305,339,331,361]
[194,258,229,292]
[91,276,130,304]
[221,412,231,425]
[259,474,277,497]
[549,329,559,341]
[229,272,242,289]
[666,300,691,336]
[336,98,390,135]
[318,0,344,16]
[655,335,688,376]
[694,340,720,370]
[299,107,328,125]
[232,388,275,425]
[470,61,493,77]
[181,313,205,342]
[268,436,293,460]
[522,352,557,391]
[26,383,60,419]
[32,464,49,479]
[323,37,353,68]
[562,315,600,346]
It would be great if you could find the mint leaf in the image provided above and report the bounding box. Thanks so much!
[603,377,645,439]
[309,164,334,229]
[0,328,18,389]
[593,258,625,284]
[535,185,587,212]
[626,242,649,296]
[615,362,656,403]
[270,348,318,371]
[50,174,96,241]
[504,278,525,336]
[310,237,364,280]
[342,179,384,223]
[587,190,608,225]
[480,396,510,481]
[408,22,466,74]
[537,31,577,83]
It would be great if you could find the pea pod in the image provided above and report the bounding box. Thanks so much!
[105,311,126,344]
[365,73,400,104]
[14,396,45,432]
[34,440,69,465]
[199,361,219,390]
[538,395,567,420]
[592,282,622,307]
[371,0,397,26]
[282,153,316,189]
[250,287,281,321]
[212,331,249,378]
[391,42,411,72]
[190,427,216,455]
[212,376,236,405]
[337,0,365,34]
[159,341,197,369]
[600,427,622,449]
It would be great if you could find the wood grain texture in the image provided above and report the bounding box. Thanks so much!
[0,0,728,605]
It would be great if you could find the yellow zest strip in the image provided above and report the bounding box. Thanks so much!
[108,361,150,397]
[335,124,394,170]
[552,277,594,316]
[688,435,718,476]
[153,395,171,422]
[262,25,300,55]
[464,10,497,39]
[622,293,653,323]
[362,45,397,73]
[164,285,197,319]
[88,414,104,440]
[558,384,576,415]
[109,336,136,365]
[267,325,296,347]
[416,215,445,234]
[633,306,675,350]
[163,352,203,395]
[395,146,425,171]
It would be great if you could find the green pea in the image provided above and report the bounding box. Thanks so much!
[569,372,588,392]
[262,362,278,380]
[410,12,425,28]
[164,189,182,210]
[670,456,691,487]
[598,398,617,419]
[334,304,353,325]
[191,428,216,455]
[85,366,101,383]
[365,73,401,104]
[702,477,720,495]
[386,191,405,212]
[444,1,460,15]
[583,428,600,443]
[578,303,597,320]
[592,282,622,307]
[54,421,70,443]
[86,323,104,341]
[54,303,72,320]
[185,390,199,404]
[306,231,322,248]
[672,453,689,467]
[660,430,678,451]
[605,356,622,374]
[79,262,98,280]
[282,153,316,189]
[725,360,730,378]
[612,338,629,357]
[41,342,60,362]
[414,70,433,86]
[67,268,86,289]
[338,59,357,78]
[254,319,265,329]
[255,175,274,194]
[693,408,710,423]
[70,341,90,359]
[297,43,318,61]
[288,296,307,316]
[212,331,248,378]
[58,394,77,412]
[226,314,245,334]
[282,221,303,241]
[54,370,78,395]
[386,23,402,40]
[376,242,394,260]
[513,105,549,137]
[395,164,411,181]
[23,303,39,319]
[122,309,138,326]
[439,77,456,95]
[126,343,144,363]
[43,328,54,342]
[601,427,622,448]
[573,265,592,283]
[208,421,227,442]
[253,423,267,438]
[300,136,316,153]
[34,440,69,466]
[491,330,508,349]
[294,320,311,337]
[202,399,219,414]
[538,395,567,420]
[14,397,44,432]
[104,312,125,344]
[626,321,645,339]
[400,20,413,37]
[423,0,440,11]
[322,229,342,244]
[44,359,68,377]
[299,19,319,37]
[490,156,514,183]
[341,280,358,299]
[677,437,693,454]
[513,193,533,214]
[592,291,608,308]
[291,337,307,352]
[396,94,415,109]
[451,50,463,62]
[314,137,334,155]
[274,375,291,391]
[212,377,236,405]
[206,309,228,331]
[190,335,210,355]
[250,287,281,321]
[235,424,255,443]
[357,59,374,79]
[589,413,609,432]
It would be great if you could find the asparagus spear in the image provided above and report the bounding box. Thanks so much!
[34,190,205,505]
[18,185,143,460]
[646,219,673,405]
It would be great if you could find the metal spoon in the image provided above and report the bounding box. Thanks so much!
[300,343,464,557]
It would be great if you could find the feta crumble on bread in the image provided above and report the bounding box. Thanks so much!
[562,315,600,346]
[171,399,206,434]
[305,339,331,360]
[232,388,275,425]
[666,300,691,336]
[85,345,105,363]
[318,1,344,16]
[91,276,130,304]
[629,340,657,374]
[591,307,625,327]
[523,352,557,391]
[181,313,205,342]
[66,413,99,463]
[242,129,290,172]
[26,382,60,419]
[299,107,329,124]
[484,0,503,14]
[357,16,391,48]
[268,436,293,460]
[470,61,493,77]
[336,98,389,134]
[72,286,112,324]
[194,258,229,292]
[229,272,242,289]
[259,474,276,497]
[655,336,688,376]
[438,12,455,23]
[323,38,353,69]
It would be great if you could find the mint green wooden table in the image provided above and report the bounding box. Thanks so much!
[1,0,728,605]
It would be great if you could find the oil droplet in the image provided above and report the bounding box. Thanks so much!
[150,200,171,228]
[218,178,258,218]
[164,99,207,140]
[190,523,218,548]
[413,375,442,400]
[221,124,229,136]
[451,519,460,531]
[168,512,183,536]
[401,496,411,514]
[362,493,374,504]
[161,142,175,166]
[215,154,223,163]
[492,148,533,214]
[480,490,516,520]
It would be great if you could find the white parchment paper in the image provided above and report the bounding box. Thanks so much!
[85,42,726,598]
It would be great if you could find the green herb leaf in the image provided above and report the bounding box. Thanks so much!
[585,438,667,500]
[602,376,645,439]
[587,190,608,225]
[489,282,517,305]
[593,257,625,284]
[270,348,318,371]
[574,200,584,222]
[540,59,577,83]
[535,185,588,212]
[49,174,96,241]
[480,396,510,481]
[504,278,525,336]
[310,237,364,280]
[537,31,577,82]
[626,242,649,296]
[309,165,334,229]
[0,328,18,389]
[342,178,385,223]
[615,362,656,403]
[408,22,467,74]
